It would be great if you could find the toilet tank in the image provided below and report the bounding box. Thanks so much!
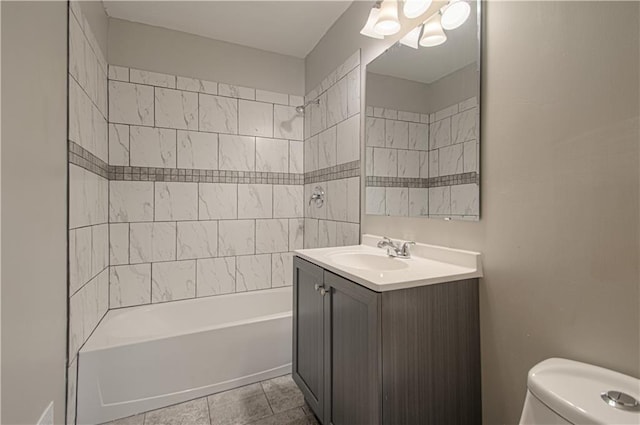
[519,358,640,425]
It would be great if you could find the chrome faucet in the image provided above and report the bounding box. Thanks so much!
[377,237,415,258]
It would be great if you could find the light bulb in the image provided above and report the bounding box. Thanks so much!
[441,0,470,30]
[403,0,432,19]
[360,7,385,39]
[374,0,401,36]
[419,13,447,47]
[399,26,422,49]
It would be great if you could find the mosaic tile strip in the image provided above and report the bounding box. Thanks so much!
[68,141,109,179]
[304,161,360,184]
[366,172,479,188]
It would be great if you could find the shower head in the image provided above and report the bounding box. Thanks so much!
[295,98,320,113]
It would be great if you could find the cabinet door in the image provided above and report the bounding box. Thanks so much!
[323,271,381,425]
[292,257,325,421]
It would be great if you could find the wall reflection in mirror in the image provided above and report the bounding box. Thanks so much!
[364,0,480,220]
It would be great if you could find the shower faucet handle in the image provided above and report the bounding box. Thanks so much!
[309,186,325,208]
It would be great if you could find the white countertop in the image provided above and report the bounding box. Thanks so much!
[294,234,483,292]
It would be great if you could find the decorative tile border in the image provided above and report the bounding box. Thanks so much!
[304,161,360,184]
[366,172,478,188]
[69,141,304,184]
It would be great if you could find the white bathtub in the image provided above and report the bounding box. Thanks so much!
[76,287,293,424]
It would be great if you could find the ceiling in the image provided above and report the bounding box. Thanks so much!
[367,1,478,84]
[103,1,353,58]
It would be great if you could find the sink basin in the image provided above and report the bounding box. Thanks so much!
[328,252,410,271]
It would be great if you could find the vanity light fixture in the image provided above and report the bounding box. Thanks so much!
[399,25,422,49]
[440,0,471,30]
[419,13,447,47]
[360,4,385,39]
[373,0,401,36]
[403,0,432,19]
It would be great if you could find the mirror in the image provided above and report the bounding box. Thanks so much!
[364,1,480,220]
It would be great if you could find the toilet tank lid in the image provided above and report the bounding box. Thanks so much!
[527,358,640,425]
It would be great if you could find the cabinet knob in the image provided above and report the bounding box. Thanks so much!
[320,288,327,296]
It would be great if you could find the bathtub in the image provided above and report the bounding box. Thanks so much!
[76,287,292,424]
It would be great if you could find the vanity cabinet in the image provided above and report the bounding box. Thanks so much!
[292,256,481,425]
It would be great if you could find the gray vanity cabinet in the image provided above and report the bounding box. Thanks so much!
[293,256,481,425]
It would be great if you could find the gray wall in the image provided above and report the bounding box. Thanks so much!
[1,2,68,424]
[108,18,305,95]
[307,1,640,424]
[366,72,431,114]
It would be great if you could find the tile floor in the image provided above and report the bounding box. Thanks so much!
[103,374,319,425]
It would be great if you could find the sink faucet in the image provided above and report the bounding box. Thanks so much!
[377,237,415,258]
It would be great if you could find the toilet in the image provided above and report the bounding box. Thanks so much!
[520,358,640,424]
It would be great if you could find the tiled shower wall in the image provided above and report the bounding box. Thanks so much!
[106,66,305,308]
[303,51,361,248]
[365,97,479,218]
[67,2,109,424]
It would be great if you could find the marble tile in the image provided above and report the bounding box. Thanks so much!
[256,138,288,173]
[408,122,429,151]
[428,150,439,178]
[346,68,360,117]
[398,110,421,123]
[419,151,429,178]
[177,130,218,170]
[289,95,304,107]
[451,108,478,144]
[409,188,429,217]
[337,50,360,80]
[152,260,196,303]
[109,81,154,126]
[336,114,360,164]
[199,94,238,134]
[326,77,348,127]
[318,127,337,169]
[386,188,409,216]
[366,147,374,176]
[381,108,398,120]
[346,177,360,223]
[218,83,255,100]
[366,106,374,117]
[109,65,129,82]
[91,224,109,277]
[177,76,218,95]
[69,226,92,294]
[261,375,305,414]
[463,140,478,173]
[109,181,154,223]
[308,92,327,136]
[110,264,151,308]
[317,220,337,248]
[177,221,218,260]
[130,69,176,88]
[459,96,478,112]
[129,126,176,168]
[93,107,109,163]
[109,124,130,166]
[372,148,398,177]
[434,104,458,121]
[129,222,177,264]
[365,187,385,215]
[336,222,359,247]
[327,179,347,221]
[248,407,307,425]
[103,413,144,425]
[429,186,451,215]
[69,12,87,88]
[209,392,272,425]
[303,219,318,249]
[197,257,236,297]
[218,134,255,172]
[110,223,129,266]
[218,220,255,256]
[385,120,409,149]
[256,89,289,105]
[238,184,273,219]
[451,183,479,216]
[199,183,238,219]
[289,141,304,174]
[439,143,464,176]
[67,359,78,425]
[256,219,289,254]
[304,135,319,172]
[272,253,294,288]
[155,182,198,221]
[273,185,303,218]
[430,117,452,149]
[155,87,198,130]
[274,105,303,141]
[236,254,272,291]
[69,79,94,153]
[398,150,420,178]
[420,114,429,124]
[145,397,209,425]
[289,219,304,250]
[239,100,273,137]
[365,117,385,148]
